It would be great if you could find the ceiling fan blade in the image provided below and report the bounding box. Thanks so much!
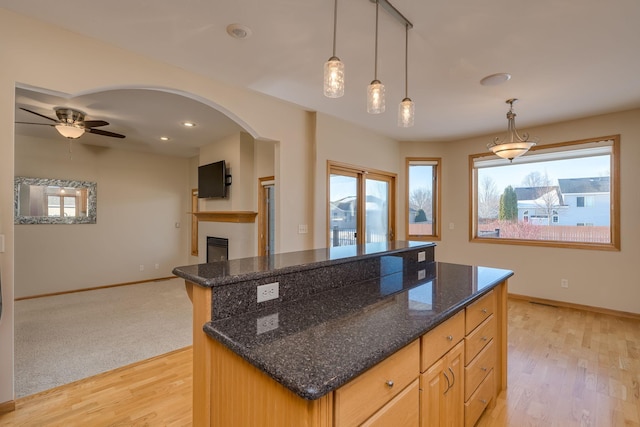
[83,120,109,128]
[86,128,126,139]
[15,122,56,126]
[20,107,59,123]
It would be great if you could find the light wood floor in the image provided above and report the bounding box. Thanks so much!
[0,347,193,426]
[1,299,638,426]
[477,299,640,427]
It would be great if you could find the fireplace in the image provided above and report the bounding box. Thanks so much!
[207,237,229,263]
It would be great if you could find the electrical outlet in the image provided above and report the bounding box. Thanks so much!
[257,313,279,334]
[418,251,426,262]
[298,224,308,234]
[257,282,279,303]
[561,279,569,288]
[418,269,426,280]
[139,264,144,271]
[155,263,159,270]
[449,222,455,230]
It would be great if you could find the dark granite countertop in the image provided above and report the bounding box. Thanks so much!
[204,261,513,400]
[173,241,434,288]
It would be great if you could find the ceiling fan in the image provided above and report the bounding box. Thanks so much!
[16,107,126,139]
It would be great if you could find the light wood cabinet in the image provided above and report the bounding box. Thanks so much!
[335,340,420,427]
[361,379,420,427]
[191,281,509,427]
[463,290,498,427]
[420,339,464,427]
[420,311,465,372]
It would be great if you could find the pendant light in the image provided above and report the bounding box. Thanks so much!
[367,0,385,114]
[324,0,345,98]
[398,23,414,127]
[487,99,538,161]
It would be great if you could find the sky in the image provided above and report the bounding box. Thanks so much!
[479,155,610,192]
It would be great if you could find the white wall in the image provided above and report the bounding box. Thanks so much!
[401,109,640,314]
[313,113,401,248]
[14,135,190,298]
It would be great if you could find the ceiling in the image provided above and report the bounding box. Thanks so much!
[14,87,245,158]
[4,0,640,156]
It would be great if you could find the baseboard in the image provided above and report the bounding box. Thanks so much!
[14,277,177,301]
[0,400,16,414]
[509,293,640,320]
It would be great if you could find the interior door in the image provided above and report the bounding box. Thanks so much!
[258,177,275,256]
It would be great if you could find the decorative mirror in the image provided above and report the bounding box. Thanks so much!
[14,177,97,224]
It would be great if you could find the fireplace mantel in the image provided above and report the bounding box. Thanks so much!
[192,211,257,223]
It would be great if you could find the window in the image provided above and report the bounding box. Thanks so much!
[406,158,441,240]
[470,136,620,250]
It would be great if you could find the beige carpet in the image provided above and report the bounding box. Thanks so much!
[14,278,192,398]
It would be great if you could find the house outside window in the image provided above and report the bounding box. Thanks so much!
[406,158,441,240]
[470,136,620,250]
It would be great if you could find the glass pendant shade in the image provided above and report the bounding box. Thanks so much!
[487,99,537,161]
[489,141,536,161]
[367,80,385,114]
[398,97,414,127]
[55,124,85,139]
[324,56,345,98]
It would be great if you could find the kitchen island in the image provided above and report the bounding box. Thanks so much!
[173,241,512,426]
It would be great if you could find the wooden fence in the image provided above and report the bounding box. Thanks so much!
[478,221,610,243]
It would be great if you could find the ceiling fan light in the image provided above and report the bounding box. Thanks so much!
[55,124,85,139]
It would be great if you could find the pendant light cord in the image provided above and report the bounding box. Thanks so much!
[374,0,379,80]
[404,23,409,98]
[332,0,338,57]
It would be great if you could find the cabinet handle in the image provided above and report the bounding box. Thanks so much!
[481,367,488,372]
[446,335,453,341]
[481,308,488,314]
[385,380,394,388]
[448,367,455,390]
[442,371,451,395]
[480,399,488,405]
[481,336,488,342]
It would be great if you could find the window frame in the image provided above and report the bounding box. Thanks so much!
[469,135,620,251]
[406,157,441,241]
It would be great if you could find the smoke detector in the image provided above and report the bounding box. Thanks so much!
[226,24,252,39]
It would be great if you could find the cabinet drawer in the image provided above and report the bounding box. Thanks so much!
[361,379,419,427]
[464,314,495,364]
[420,310,465,372]
[465,369,494,427]
[465,291,495,334]
[464,340,495,401]
[334,340,419,427]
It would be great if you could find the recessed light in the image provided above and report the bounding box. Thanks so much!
[160,136,170,141]
[226,23,252,40]
[182,122,196,127]
[480,73,512,86]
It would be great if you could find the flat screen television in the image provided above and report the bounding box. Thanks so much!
[198,160,230,198]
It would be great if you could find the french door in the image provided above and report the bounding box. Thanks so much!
[328,162,395,247]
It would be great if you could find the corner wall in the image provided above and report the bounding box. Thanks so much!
[401,109,640,314]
